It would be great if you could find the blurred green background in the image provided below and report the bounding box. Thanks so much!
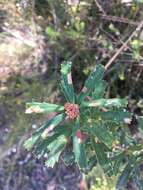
[0,0,143,189]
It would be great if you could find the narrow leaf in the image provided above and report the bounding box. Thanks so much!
[45,135,67,168]
[72,118,87,169]
[33,134,59,158]
[92,80,107,100]
[33,125,71,159]
[26,102,64,113]
[24,134,40,151]
[113,153,124,175]
[24,113,65,150]
[83,98,128,108]
[78,64,105,103]
[138,116,143,132]
[73,135,87,169]
[90,122,115,148]
[60,62,75,103]
[93,142,113,175]
[100,109,131,123]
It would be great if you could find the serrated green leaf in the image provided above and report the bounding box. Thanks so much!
[33,125,71,159]
[45,135,67,168]
[92,80,107,99]
[46,151,62,168]
[24,113,65,150]
[26,102,64,113]
[60,62,75,103]
[33,134,59,159]
[100,109,131,123]
[78,64,105,103]
[113,153,124,175]
[36,113,65,137]
[93,142,113,175]
[72,118,87,169]
[83,98,128,108]
[24,134,39,151]
[73,135,87,169]
[90,122,115,148]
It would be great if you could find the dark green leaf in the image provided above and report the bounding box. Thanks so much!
[33,133,61,158]
[138,116,143,132]
[33,125,71,159]
[100,110,131,123]
[78,64,105,103]
[24,113,65,150]
[90,122,115,148]
[60,62,75,103]
[113,153,124,175]
[92,80,107,99]
[33,139,51,159]
[93,142,113,175]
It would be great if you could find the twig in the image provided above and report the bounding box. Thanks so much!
[94,0,106,15]
[100,14,139,26]
[105,21,143,70]
[100,28,132,52]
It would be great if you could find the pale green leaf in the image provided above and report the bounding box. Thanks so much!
[45,135,67,168]
[83,98,128,108]
[26,102,64,113]
[72,118,87,169]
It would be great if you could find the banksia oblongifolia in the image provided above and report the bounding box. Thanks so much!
[24,62,135,181]
[64,103,80,119]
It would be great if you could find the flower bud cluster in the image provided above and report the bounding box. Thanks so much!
[64,103,80,119]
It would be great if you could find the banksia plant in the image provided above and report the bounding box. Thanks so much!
[24,62,143,189]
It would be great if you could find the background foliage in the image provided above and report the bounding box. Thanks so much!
[0,0,143,189]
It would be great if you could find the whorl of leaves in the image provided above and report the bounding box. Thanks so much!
[24,62,143,189]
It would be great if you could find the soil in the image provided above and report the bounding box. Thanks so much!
[0,149,82,190]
